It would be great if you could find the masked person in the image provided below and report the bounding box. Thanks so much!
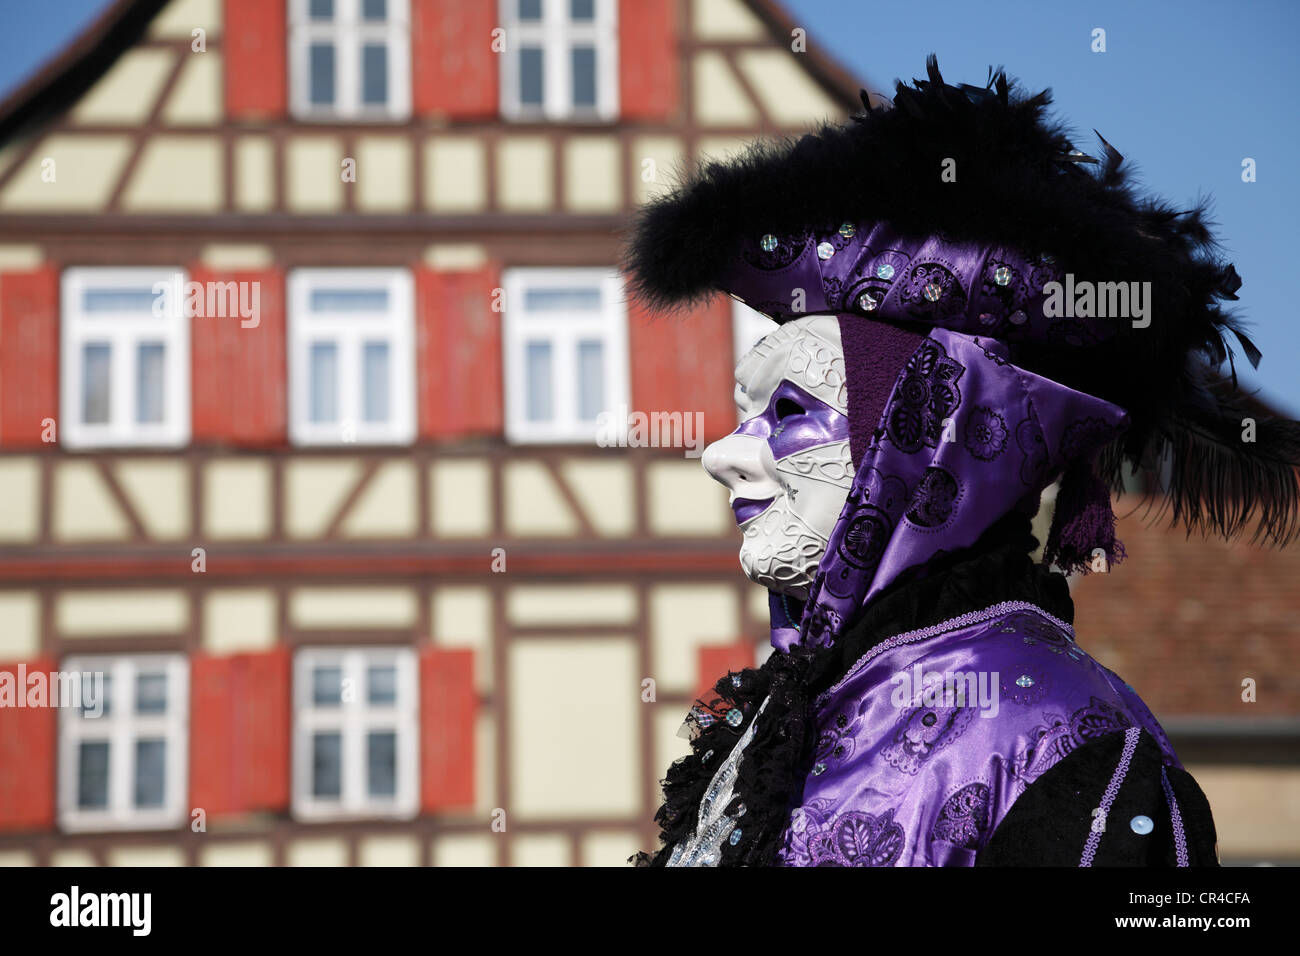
[625,59,1300,867]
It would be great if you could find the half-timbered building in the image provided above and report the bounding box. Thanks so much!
[0,0,1295,866]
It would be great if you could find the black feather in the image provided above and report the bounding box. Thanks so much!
[622,56,1300,547]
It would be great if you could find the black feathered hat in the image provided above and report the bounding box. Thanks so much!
[625,56,1300,550]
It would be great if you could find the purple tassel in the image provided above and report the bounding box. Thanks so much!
[1043,459,1126,574]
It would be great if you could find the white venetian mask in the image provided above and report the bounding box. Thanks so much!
[701,315,855,598]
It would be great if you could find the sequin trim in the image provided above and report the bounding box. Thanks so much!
[1079,725,1142,867]
[816,601,1076,708]
[1160,765,1189,867]
[666,696,771,867]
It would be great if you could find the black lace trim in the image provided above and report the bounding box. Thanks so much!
[634,511,1074,866]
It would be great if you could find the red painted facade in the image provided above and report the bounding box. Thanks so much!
[189,266,289,447]
[415,263,506,441]
[411,0,500,118]
[0,658,57,832]
[223,0,288,119]
[0,266,59,448]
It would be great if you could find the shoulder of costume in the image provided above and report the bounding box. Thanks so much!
[977,728,1219,866]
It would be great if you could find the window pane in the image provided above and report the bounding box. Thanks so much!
[136,341,165,424]
[367,665,396,705]
[523,287,602,312]
[362,0,386,19]
[82,288,158,313]
[309,43,335,106]
[572,45,596,107]
[570,0,595,19]
[367,730,397,798]
[81,672,110,718]
[362,43,388,106]
[134,738,166,808]
[82,343,111,425]
[518,0,542,19]
[309,0,334,19]
[136,671,167,715]
[311,732,342,798]
[520,47,544,106]
[525,340,553,422]
[362,341,389,423]
[309,342,338,423]
[309,288,390,312]
[312,665,343,707]
[577,339,604,420]
[77,741,110,809]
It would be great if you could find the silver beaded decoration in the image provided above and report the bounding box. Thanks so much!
[666,696,771,867]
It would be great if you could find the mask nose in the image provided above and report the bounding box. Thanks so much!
[701,433,779,498]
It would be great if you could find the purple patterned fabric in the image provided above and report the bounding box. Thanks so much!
[779,326,1128,653]
[777,602,1182,867]
[724,219,1118,348]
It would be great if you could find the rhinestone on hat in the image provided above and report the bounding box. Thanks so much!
[923,282,943,302]
[1130,815,1154,835]
[858,292,879,312]
[817,241,835,260]
[838,222,856,238]
[1009,310,1028,325]
[1016,675,1035,688]
[760,234,779,252]
[726,708,744,727]
[876,263,895,280]
[994,265,1012,286]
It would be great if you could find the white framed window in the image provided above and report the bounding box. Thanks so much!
[60,267,191,449]
[503,267,628,444]
[58,654,189,833]
[292,647,419,821]
[500,0,618,121]
[289,0,411,120]
[288,268,415,445]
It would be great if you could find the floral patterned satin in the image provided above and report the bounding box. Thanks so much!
[776,600,1181,866]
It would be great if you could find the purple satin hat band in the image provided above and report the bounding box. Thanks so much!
[723,219,1119,349]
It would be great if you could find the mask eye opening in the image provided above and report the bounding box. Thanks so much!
[775,397,804,420]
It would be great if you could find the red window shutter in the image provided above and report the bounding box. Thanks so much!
[619,0,679,121]
[190,648,290,817]
[696,643,755,702]
[225,0,287,119]
[412,0,499,118]
[420,647,475,812]
[189,267,287,446]
[0,658,57,831]
[627,293,736,444]
[0,266,59,448]
[415,264,503,441]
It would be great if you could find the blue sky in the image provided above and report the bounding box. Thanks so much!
[1,0,1295,415]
